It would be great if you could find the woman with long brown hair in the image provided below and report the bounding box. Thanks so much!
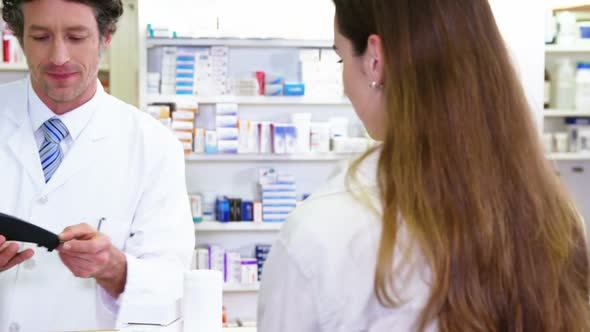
[258,0,590,331]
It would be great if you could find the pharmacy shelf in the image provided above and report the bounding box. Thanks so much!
[551,0,590,11]
[544,109,590,117]
[0,62,110,71]
[147,37,333,49]
[185,153,357,162]
[545,44,590,55]
[0,63,28,71]
[148,94,350,106]
[194,221,283,232]
[223,283,260,293]
[549,152,590,161]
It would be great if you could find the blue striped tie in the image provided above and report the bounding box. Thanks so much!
[39,118,69,183]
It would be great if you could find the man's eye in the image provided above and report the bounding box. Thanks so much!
[69,36,87,42]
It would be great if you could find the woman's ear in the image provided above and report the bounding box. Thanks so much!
[366,34,384,87]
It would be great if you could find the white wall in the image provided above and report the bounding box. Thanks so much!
[140,0,335,40]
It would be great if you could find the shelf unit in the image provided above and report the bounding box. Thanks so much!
[223,327,256,332]
[185,153,357,162]
[223,283,260,293]
[195,222,283,232]
[146,37,333,49]
[544,109,590,117]
[549,152,590,161]
[0,63,28,71]
[543,46,590,161]
[148,94,350,106]
[545,44,590,55]
[550,0,590,11]
[142,36,356,323]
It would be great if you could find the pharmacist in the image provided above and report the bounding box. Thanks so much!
[0,0,194,331]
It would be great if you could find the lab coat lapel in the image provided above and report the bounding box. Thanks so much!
[42,98,113,195]
[4,81,45,190]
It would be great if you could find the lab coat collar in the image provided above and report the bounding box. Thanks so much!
[2,78,115,194]
[40,81,113,195]
[28,78,104,144]
[3,79,45,190]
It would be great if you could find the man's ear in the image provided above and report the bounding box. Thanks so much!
[103,33,113,49]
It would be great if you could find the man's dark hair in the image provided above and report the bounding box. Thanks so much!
[2,0,124,43]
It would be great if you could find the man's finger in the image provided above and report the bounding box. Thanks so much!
[61,235,111,254]
[0,243,20,266]
[0,241,19,252]
[1,249,34,270]
[58,223,95,242]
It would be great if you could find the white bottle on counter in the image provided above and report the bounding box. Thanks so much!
[554,58,576,110]
[575,63,590,111]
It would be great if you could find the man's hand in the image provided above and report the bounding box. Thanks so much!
[58,223,127,298]
[0,235,34,272]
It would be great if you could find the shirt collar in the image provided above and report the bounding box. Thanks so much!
[28,77,104,141]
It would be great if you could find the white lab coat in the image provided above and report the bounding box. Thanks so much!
[258,149,437,332]
[0,79,195,332]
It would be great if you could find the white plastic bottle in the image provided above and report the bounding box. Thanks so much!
[554,58,576,110]
[575,63,590,111]
[557,11,577,46]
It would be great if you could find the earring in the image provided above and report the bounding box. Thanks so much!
[370,81,383,89]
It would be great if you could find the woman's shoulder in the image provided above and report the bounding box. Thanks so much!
[277,148,383,268]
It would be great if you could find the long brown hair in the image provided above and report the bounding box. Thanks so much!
[336,0,590,330]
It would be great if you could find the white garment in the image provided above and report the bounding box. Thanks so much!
[0,78,195,331]
[258,149,437,332]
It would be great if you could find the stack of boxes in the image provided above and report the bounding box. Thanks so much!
[160,47,177,95]
[259,168,297,222]
[194,246,261,285]
[171,103,198,153]
[255,244,271,282]
[237,119,259,154]
[158,46,229,96]
[146,103,172,128]
[232,78,259,96]
[271,123,297,154]
[208,46,230,95]
[216,103,239,154]
[193,49,212,95]
[175,51,196,95]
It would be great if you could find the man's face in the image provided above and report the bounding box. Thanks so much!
[21,0,110,106]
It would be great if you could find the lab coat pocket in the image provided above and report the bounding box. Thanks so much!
[96,217,131,250]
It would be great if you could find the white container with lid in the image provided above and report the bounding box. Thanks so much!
[555,132,569,153]
[554,59,576,110]
[557,11,577,46]
[183,270,223,332]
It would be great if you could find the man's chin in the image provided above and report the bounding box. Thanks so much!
[45,88,81,103]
